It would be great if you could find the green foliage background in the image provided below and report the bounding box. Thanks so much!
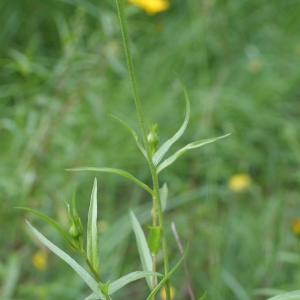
[1,0,300,299]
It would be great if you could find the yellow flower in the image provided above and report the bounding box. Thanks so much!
[295,44,300,56]
[159,285,176,300]
[248,59,262,73]
[228,173,251,193]
[291,219,300,236]
[31,250,47,271]
[128,0,170,15]
[98,220,109,232]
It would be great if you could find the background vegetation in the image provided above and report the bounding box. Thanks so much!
[1,0,300,299]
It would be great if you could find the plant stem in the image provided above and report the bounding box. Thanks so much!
[115,1,171,299]
[152,196,157,294]
[84,255,103,283]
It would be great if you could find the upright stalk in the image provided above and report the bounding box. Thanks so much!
[152,196,157,292]
[116,1,171,299]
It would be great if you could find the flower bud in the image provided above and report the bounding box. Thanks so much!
[147,123,159,156]
[69,220,81,239]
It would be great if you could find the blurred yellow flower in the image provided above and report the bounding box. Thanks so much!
[98,220,109,232]
[228,173,251,192]
[291,219,300,236]
[295,44,300,56]
[128,0,170,15]
[248,59,262,73]
[31,250,47,271]
[159,285,176,300]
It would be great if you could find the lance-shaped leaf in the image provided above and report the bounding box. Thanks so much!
[109,114,147,159]
[71,184,83,237]
[109,271,163,295]
[66,167,154,196]
[146,224,161,255]
[16,207,77,251]
[87,178,99,272]
[25,220,106,300]
[152,75,190,166]
[160,183,168,212]
[157,133,231,173]
[267,291,300,300]
[199,291,207,300]
[129,210,153,289]
[146,244,189,300]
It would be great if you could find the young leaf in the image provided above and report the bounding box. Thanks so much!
[160,183,168,212]
[146,244,189,300]
[157,133,231,173]
[71,184,83,236]
[109,114,147,159]
[25,220,106,300]
[267,291,300,300]
[108,271,163,295]
[199,291,207,300]
[16,207,77,251]
[152,75,190,166]
[87,178,99,272]
[129,210,153,289]
[66,167,154,196]
[146,224,161,255]
[99,281,110,295]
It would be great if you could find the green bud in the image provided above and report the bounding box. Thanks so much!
[147,123,159,156]
[69,221,81,238]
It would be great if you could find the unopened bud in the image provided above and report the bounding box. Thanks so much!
[69,221,81,239]
[147,123,159,156]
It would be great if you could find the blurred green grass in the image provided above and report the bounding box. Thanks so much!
[1,0,300,299]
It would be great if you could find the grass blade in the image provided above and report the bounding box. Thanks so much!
[108,271,163,295]
[157,134,231,173]
[87,178,99,272]
[267,291,300,300]
[146,244,189,300]
[16,207,77,251]
[25,220,106,300]
[109,114,147,158]
[66,167,154,196]
[129,210,153,289]
[152,75,190,166]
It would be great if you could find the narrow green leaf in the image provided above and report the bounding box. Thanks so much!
[71,184,83,235]
[129,210,153,289]
[146,224,161,255]
[87,178,99,272]
[109,114,147,158]
[16,207,77,251]
[66,167,154,196]
[152,75,190,166]
[25,220,106,300]
[146,244,189,300]
[157,133,231,173]
[84,293,100,300]
[160,183,168,212]
[198,291,207,300]
[267,291,300,300]
[108,271,163,295]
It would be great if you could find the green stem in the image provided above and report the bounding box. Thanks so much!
[84,256,102,283]
[115,1,171,299]
[83,253,111,300]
